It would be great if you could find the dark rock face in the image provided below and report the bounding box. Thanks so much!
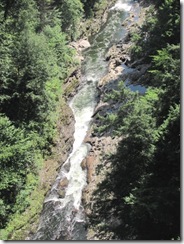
[79,0,117,39]
[56,100,75,167]
[81,2,150,240]
[24,1,122,241]
[32,200,87,240]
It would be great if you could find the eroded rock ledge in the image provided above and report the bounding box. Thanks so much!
[18,1,125,240]
[81,1,150,240]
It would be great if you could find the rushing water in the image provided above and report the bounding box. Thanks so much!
[32,0,135,240]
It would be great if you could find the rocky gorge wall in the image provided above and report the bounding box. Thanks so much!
[16,1,150,240]
[3,1,149,240]
[19,1,120,240]
[81,1,150,240]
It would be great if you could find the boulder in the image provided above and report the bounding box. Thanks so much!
[114,65,124,75]
[69,39,91,55]
[81,158,87,170]
[58,189,65,198]
[59,177,69,188]
[128,63,151,82]
[105,45,117,60]
[78,39,91,49]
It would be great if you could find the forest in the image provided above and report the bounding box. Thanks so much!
[90,0,180,240]
[0,0,180,240]
[0,0,101,239]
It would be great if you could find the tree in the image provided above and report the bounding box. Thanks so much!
[53,0,83,40]
[149,44,180,124]
[91,87,160,239]
[0,115,33,228]
[81,0,99,17]
[130,0,180,62]
[129,105,180,240]
[0,0,76,232]
[0,30,56,123]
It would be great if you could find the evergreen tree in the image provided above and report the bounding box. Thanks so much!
[0,0,76,234]
[91,0,180,239]
[81,0,99,17]
[53,0,83,40]
[0,115,33,228]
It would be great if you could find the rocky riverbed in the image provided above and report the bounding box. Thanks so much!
[27,0,150,240]
[21,1,121,240]
[81,1,151,240]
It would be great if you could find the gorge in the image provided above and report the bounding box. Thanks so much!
[32,0,137,240]
[0,0,180,240]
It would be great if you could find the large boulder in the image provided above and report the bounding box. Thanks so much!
[78,39,91,50]
[70,39,91,52]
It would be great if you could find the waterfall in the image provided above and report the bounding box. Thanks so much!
[110,0,132,11]
[32,0,133,240]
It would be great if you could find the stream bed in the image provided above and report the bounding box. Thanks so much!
[32,0,136,240]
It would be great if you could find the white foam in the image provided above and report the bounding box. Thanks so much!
[65,144,88,210]
[110,0,132,11]
[44,196,61,203]
[58,84,95,210]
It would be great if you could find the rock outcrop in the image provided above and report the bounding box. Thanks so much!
[19,1,125,240]
[56,99,75,166]
[79,0,117,38]
[70,39,91,52]
[81,1,151,240]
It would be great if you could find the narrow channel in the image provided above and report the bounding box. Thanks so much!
[32,0,134,240]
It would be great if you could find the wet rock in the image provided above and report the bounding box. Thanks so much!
[59,178,69,188]
[86,155,97,183]
[105,44,117,60]
[128,63,151,82]
[114,65,123,74]
[56,101,75,165]
[63,161,71,172]
[78,39,91,50]
[58,189,65,198]
[81,158,87,170]
[92,102,109,117]
[70,39,91,52]
[85,208,92,216]
[122,18,129,27]
[98,67,122,87]
[122,43,131,52]
[57,178,69,198]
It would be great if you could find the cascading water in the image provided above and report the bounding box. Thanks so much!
[32,0,134,240]
[110,0,132,11]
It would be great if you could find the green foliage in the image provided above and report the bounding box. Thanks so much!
[149,44,180,123]
[53,0,83,40]
[96,82,139,135]
[90,0,180,239]
[0,0,77,236]
[81,0,100,17]
[130,0,180,61]
[129,104,180,240]
[0,115,34,228]
[43,24,75,76]
[92,84,180,240]
[1,30,51,122]
[5,0,39,32]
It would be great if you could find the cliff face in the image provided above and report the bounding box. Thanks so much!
[79,0,117,39]
[42,0,119,194]
[23,1,149,240]
[24,2,120,239]
[56,99,75,167]
[81,2,149,240]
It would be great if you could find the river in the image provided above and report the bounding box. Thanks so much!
[32,0,135,240]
